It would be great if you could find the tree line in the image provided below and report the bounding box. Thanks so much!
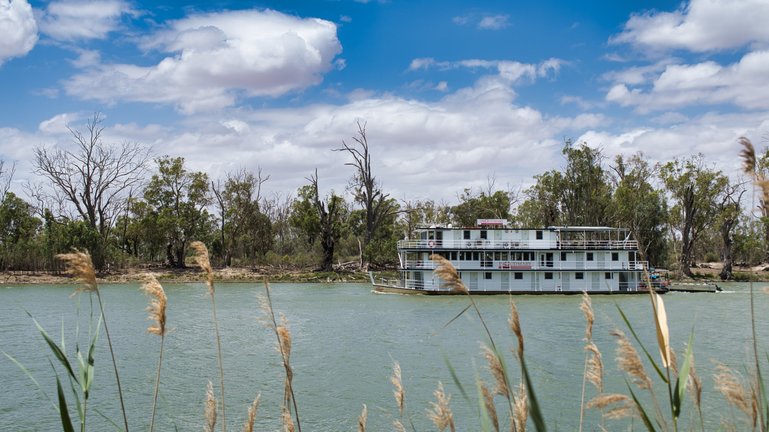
[0,114,766,279]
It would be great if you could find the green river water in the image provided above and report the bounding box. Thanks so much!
[1,282,767,431]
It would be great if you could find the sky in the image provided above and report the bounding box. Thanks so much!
[1,0,769,205]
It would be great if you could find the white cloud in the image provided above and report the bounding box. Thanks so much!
[453,13,510,30]
[612,0,769,52]
[577,111,769,178]
[0,0,38,66]
[605,51,769,112]
[38,112,82,134]
[408,57,562,84]
[478,14,509,30]
[38,0,131,41]
[63,9,342,113]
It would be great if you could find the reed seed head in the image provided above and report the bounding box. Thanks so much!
[586,393,631,410]
[391,361,405,417]
[141,275,167,336]
[281,405,295,432]
[611,329,652,390]
[277,314,292,362]
[393,420,406,432]
[715,364,752,417]
[579,292,594,341]
[688,357,702,409]
[205,380,217,432]
[56,250,97,293]
[427,382,455,432]
[509,299,524,359]
[514,383,528,432]
[357,404,367,432]
[739,136,757,175]
[585,341,604,393]
[481,344,509,398]
[190,241,215,295]
[430,254,468,293]
[479,382,499,432]
[242,394,261,432]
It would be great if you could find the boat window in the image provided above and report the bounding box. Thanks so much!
[484,272,492,280]
[612,252,619,261]
[480,230,487,240]
[605,272,612,279]
[514,272,523,280]
[450,251,457,260]
[472,252,480,261]
[545,272,553,280]
[561,252,567,261]
[494,252,502,260]
[536,231,543,240]
[587,252,594,261]
[463,230,470,240]
[575,272,584,280]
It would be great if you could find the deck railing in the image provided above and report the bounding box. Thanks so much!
[398,239,638,250]
[382,278,647,292]
[402,259,648,271]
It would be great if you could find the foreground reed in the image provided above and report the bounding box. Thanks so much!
[57,251,129,432]
[191,241,227,432]
[140,275,167,432]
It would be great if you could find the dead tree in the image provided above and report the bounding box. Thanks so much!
[333,121,396,269]
[33,113,150,270]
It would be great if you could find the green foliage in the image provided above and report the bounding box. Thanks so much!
[451,189,511,227]
[611,154,668,266]
[659,154,729,276]
[144,156,214,267]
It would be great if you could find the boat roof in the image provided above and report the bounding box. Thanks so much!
[415,224,628,232]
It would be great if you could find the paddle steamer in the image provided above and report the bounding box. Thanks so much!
[371,219,664,295]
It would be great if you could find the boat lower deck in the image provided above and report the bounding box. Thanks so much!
[372,284,668,295]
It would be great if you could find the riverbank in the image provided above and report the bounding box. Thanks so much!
[0,266,377,285]
[2,262,768,285]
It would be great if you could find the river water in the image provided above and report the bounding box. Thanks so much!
[1,282,767,431]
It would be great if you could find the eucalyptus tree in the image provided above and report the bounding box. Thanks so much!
[560,141,612,226]
[609,153,668,266]
[401,199,452,238]
[32,114,150,270]
[715,180,745,280]
[334,121,397,268]
[515,141,612,227]
[144,156,213,268]
[290,171,346,272]
[515,171,563,227]
[0,192,41,270]
[212,168,270,266]
[451,189,512,226]
[659,154,728,277]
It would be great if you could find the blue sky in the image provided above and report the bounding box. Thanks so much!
[1,0,768,203]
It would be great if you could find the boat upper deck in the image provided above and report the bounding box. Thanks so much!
[401,221,638,251]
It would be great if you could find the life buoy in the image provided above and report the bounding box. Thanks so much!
[428,240,436,248]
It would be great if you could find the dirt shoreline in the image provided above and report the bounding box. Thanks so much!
[0,266,374,285]
[2,263,768,285]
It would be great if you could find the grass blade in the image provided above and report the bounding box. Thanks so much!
[443,354,471,404]
[28,313,77,382]
[626,382,657,432]
[1,350,58,412]
[56,374,76,432]
[520,357,547,432]
[672,333,694,419]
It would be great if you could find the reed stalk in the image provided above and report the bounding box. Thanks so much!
[57,251,129,432]
[140,275,167,432]
[191,241,227,432]
[262,280,302,431]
